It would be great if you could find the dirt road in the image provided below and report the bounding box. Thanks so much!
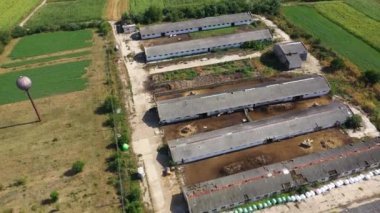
[19,0,46,27]
[106,0,128,21]
[110,23,186,213]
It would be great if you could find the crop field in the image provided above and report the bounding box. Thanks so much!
[129,0,219,14]
[26,0,106,28]
[0,60,90,105]
[0,51,90,68]
[315,2,380,50]
[9,30,92,59]
[0,0,40,30]
[344,0,380,21]
[283,5,380,72]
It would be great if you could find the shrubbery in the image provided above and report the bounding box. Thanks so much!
[71,160,85,174]
[50,191,59,203]
[344,115,362,130]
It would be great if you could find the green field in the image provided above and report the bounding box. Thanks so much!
[283,5,380,72]
[26,0,106,28]
[129,0,219,14]
[344,0,380,21]
[0,60,90,105]
[315,2,380,50]
[0,0,41,31]
[1,51,90,68]
[9,30,92,59]
[190,27,239,39]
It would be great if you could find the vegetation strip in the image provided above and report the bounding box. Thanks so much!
[344,0,380,22]
[1,50,91,68]
[0,60,90,105]
[282,5,380,72]
[9,30,93,59]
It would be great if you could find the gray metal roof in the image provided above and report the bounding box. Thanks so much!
[140,13,253,36]
[145,29,272,57]
[275,41,307,68]
[183,139,380,213]
[157,75,330,123]
[169,102,352,163]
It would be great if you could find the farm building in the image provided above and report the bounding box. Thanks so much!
[168,102,352,164]
[145,29,272,62]
[183,138,380,213]
[157,75,330,124]
[273,41,308,69]
[140,13,254,39]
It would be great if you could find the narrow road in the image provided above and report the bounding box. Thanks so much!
[19,0,47,27]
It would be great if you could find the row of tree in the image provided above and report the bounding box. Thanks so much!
[123,0,280,24]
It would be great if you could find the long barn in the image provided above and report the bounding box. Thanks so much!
[140,13,254,39]
[183,138,380,213]
[144,29,272,62]
[156,75,330,124]
[168,102,352,164]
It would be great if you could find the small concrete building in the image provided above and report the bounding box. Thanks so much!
[183,139,380,213]
[140,13,254,39]
[157,75,330,124]
[145,29,272,62]
[274,41,307,69]
[168,102,352,164]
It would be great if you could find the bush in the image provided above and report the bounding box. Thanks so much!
[71,161,85,174]
[50,191,59,202]
[362,70,380,87]
[344,114,362,130]
[330,57,345,71]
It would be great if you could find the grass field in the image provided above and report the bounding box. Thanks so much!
[190,27,239,39]
[9,30,92,59]
[129,0,219,14]
[0,60,90,105]
[1,51,91,68]
[0,0,41,31]
[315,2,380,50]
[283,5,380,72]
[344,0,380,21]
[26,0,106,28]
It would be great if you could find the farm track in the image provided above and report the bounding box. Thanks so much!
[106,0,127,21]
[19,0,46,27]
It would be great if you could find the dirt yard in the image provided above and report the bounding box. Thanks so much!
[182,128,353,185]
[162,96,332,141]
[0,34,119,212]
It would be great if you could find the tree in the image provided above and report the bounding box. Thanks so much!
[344,114,362,130]
[330,57,345,71]
[98,21,110,36]
[71,161,85,174]
[362,70,380,86]
[50,191,59,202]
[0,31,11,45]
[143,6,163,24]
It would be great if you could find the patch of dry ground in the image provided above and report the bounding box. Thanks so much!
[0,34,119,212]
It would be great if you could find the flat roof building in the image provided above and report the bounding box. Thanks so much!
[183,139,380,213]
[274,41,307,70]
[145,29,272,62]
[168,102,352,164]
[140,13,254,39]
[157,75,330,124]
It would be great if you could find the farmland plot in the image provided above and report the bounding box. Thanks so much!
[0,60,90,105]
[344,0,380,21]
[26,0,106,28]
[10,30,92,59]
[283,5,380,72]
[315,2,380,50]
[0,0,41,30]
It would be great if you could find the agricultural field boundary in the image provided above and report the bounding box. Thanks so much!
[314,2,380,52]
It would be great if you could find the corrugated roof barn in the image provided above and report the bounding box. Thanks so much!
[145,29,272,61]
[183,138,380,213]
[168,102,352,164]
[140,13,253,39]
[157,75,330,124]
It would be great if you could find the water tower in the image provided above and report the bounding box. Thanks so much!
[16,76,41,122]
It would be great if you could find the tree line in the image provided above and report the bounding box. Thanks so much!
[123,0,280,24]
